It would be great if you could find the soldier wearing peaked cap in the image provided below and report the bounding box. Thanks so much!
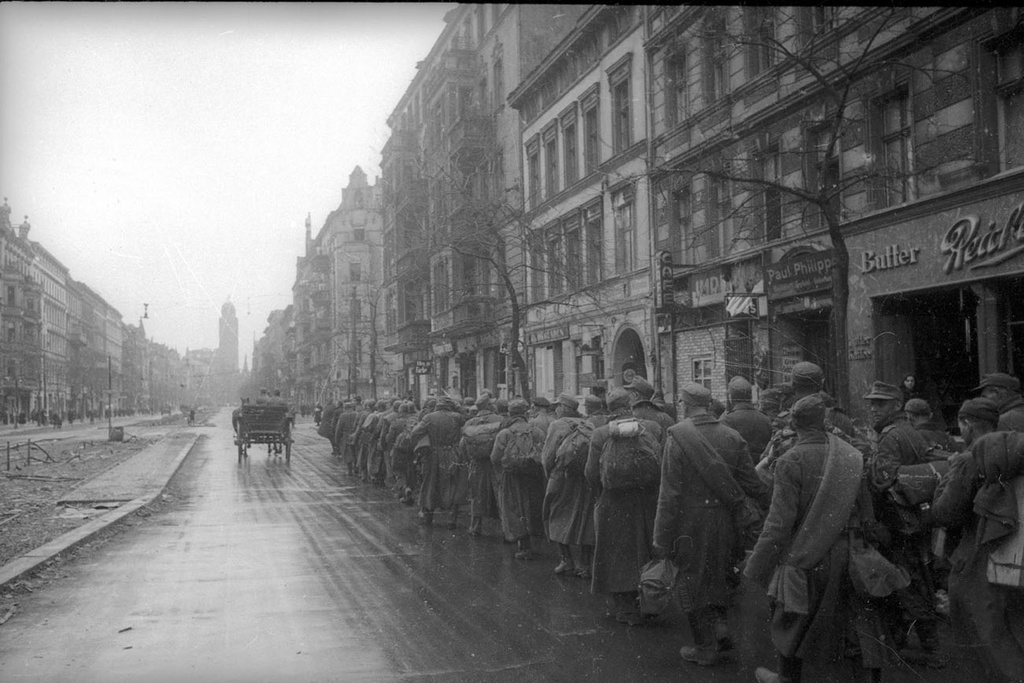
[756,363,869,487]
[408,394,468,528]
[531,395,556,435]
[655,382,768,666]
[541,392,598,578]
[722,376,773,465]
[973,372,1024,433]
[627,377,675,435]
[584,387,665,625]
[490,398,547,560]
[932,399,1024,681]
[462,394,506,537]
[863,379,942,662]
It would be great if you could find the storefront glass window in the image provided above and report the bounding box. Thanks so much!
[996,43,1024,171]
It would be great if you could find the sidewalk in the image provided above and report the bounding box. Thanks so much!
[0,431,201,589]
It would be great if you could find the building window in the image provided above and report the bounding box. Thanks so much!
[693,357,714,389]
[666,52,688,128]
[703,15,729,105]
[564,214,583,292]
[746,7,775,78]
[706,177,729,258]
[878,87,913,207]
[760,145,782,241]
[529,232,545,303]
[673,181,694,263]
[526,139,541,208]
[353,228,365,241]
[432,259,449,314]
[807,126,842,227]
[493,58,504,111]
[563,119,579,186]
[610,67,631,153]
[349,262,361,282]
[583,96,600,174]
[584,202,603,286]
[546,225,564,296]
[612,188,636,274]
[995,40,1024,171]
[544,128,559,198]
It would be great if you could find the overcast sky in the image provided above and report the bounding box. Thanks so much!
[0,2,453,365]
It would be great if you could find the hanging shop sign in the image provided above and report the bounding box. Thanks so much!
[692,269,727,307]
[766,248,833,300]
[527,325,570,345]
[413,360,433,375]
[654,251,675,313]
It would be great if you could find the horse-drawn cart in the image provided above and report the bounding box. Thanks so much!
[233,403,293,464]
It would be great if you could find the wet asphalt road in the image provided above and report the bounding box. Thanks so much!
[0,409,977,683]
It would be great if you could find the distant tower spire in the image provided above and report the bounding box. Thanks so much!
[305,212,312,255]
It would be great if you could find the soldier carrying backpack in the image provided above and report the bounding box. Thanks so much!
[491,398,546,560]
[585,388,665,626]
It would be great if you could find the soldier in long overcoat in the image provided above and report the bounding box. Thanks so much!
[462,395,505,536]
[383,401,417,502]
[864,380,939,659]
[654,383,769,667]
[332,402,359,474]
[744,395,885,683]
[540,393,598,578]
[490,398,547,559]
[409,396,466,528]
[585,388,664,625]
[721,376,773,464]
[933,398,1024,683]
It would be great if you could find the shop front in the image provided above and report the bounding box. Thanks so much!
[670,258,767,401]
[847,180,1024,426]
[765,245,834,390]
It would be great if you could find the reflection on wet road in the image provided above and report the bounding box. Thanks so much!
[0,410,974,683]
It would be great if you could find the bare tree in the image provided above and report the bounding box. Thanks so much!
[653,6,970,406]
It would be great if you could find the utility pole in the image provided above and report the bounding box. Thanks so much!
[348,287,358,398]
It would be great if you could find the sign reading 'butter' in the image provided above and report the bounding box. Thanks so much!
[860,244,921,273]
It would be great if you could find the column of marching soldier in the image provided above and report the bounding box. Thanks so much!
[312,366,1024,683]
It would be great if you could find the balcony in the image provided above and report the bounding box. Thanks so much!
[430,294,497,338]
[385,318,432,354]
[448,113,493,157]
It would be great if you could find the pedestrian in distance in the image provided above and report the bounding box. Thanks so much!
[490,398,547,559]
[585,388,664,626]
[932,397,1024,683]
[973,372,1024,433]
[333,402,359,472]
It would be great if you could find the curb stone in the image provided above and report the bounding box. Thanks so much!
[0,433,201,590]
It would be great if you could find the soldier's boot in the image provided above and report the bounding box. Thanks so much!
[514,537,534,561]
[576,545,593,580]
[467,516,483,536]
[755,655,803,683]
[679,609,721,666]
[553,544,575,575]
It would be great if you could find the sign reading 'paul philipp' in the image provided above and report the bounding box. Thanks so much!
[765,248,833,300]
